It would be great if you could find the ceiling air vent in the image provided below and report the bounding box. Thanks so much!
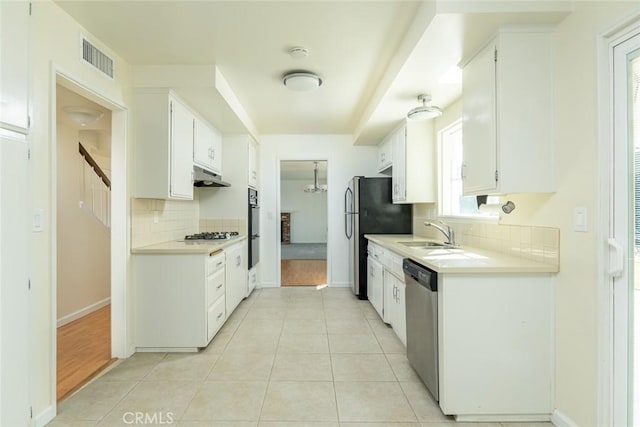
[81,36,114,79]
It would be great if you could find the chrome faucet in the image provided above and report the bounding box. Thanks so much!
[424,221,456,246]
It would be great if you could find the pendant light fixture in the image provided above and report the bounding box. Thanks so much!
[406,94,442,121]
[303,162,327,193]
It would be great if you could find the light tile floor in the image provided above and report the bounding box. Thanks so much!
[49,287,555,427]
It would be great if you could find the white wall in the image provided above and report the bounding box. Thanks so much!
[281,179,327,243]
[30,0,133,420]
[260,135,379,287]
[56,124,111,321]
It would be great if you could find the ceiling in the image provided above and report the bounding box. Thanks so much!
[54,1,573,145]
[281,160,327,181]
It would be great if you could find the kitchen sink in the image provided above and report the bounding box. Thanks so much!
[397,241,453,249]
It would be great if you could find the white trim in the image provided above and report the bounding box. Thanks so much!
[50,65,131,418]
[330,281,351,288]
[551,409,580,427]
[33,404,55,427]
[596,13,640,427]
[56,297,111,327]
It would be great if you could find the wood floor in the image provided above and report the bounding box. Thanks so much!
[57,305,114,401]
[281,260,327,286]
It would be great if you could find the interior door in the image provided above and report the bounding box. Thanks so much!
[610,30,640,427]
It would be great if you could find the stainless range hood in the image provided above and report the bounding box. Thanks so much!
[193,166,231,187]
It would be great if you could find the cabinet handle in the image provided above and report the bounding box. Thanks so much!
[216,284,223,290]
[461,164,467,180]
[211,147,215,160]
[216,312,224,320]
[236,255,241,267]
[216,261,223,267]
[370,266,374,278]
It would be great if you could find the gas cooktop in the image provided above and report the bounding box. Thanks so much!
[183,231,240,241]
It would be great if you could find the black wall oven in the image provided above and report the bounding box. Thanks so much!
[248,188,259,269]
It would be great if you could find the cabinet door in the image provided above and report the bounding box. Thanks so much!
[392,127,406,202]
[462,42,497,194]
[248,139,258,188]
[211,127,222,175]
[193,118,213,171]
[394,279,407,346]
[378,139,392,172]
[367,256,384,319]
[170,99,194,199]
[383,270,394,324]
[0,1,29,133]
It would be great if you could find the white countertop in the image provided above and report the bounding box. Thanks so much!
[131,235,247,254]
[365,234,558,274]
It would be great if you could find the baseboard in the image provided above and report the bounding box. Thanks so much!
[33,404,56,427]
[258,283,278,288]
[330,281,351,288]
[57,297,111,327]
[551,409,579,427]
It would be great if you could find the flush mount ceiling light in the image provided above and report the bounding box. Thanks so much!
[303,162,328,193]
[406,94,442,121]
[283,71,322,91]
[63,106,104,127]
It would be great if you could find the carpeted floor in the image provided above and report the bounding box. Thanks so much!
[281,243,327,260]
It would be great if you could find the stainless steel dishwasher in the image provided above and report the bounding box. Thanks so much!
[403,258,439,401]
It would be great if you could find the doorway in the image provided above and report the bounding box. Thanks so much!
[608,24,640,427]
[279,160,328,286]
[55,84,114,400]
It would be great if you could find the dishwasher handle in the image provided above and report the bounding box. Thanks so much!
[403,259,438,292]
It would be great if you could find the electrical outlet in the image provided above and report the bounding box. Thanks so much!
[574,207,588,232]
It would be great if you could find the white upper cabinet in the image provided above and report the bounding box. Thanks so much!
[0,1,29,133]
[194,116,222,175]
[461,29,554,195]
[377,138,392,172]
[133,89,194,200]
[391,120,436,204]
[248,137,258,189]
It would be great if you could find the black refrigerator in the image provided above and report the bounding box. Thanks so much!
[344,176,412,299]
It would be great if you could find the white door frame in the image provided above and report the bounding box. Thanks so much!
[50,67,131,405]
[597,16,640,427]
[276,158,331,287]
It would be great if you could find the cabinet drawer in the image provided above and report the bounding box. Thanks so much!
[207,296,226,341]
[207,252,225,275]
[207,268,225,306]
[384,250,404,280]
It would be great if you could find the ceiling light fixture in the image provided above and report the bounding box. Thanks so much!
[406,94,442,121]
[303,162,327,193]
[283,71,322,91]
[63,106,104,127]
[288,46,309,59]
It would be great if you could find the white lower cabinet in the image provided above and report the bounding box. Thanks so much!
[134,251,225,350]
[382,249,407,346]
[438,273,553,419]
[225,241,247,316]
[367,254,384,319]
[248,266,258,296]
[383,271,406,346]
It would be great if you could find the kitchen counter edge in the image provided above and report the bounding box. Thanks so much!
[365,234,559,274]
[131,236,248,254]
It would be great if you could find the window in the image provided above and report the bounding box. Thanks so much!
[439,120,498,218]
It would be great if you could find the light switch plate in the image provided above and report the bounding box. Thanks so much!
[574,207,588,232]
[33,208,43,232]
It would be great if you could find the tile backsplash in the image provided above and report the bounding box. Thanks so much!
[131,198,199,248]
[199,218,247,234]
[413,206,559,267]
